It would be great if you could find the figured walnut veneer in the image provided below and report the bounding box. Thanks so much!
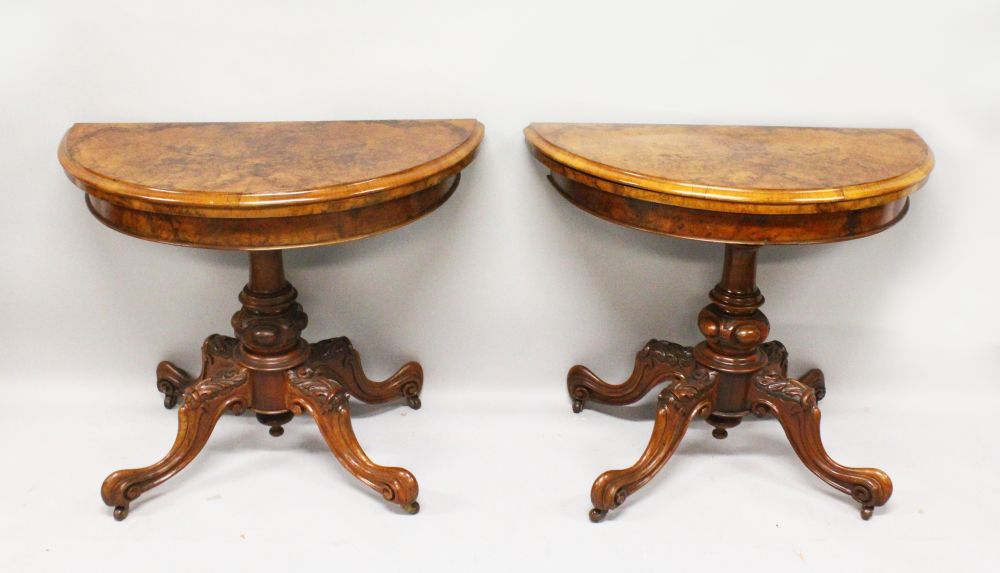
[526,122,932,521]
[60,120,484,248]
[526,123,932,244]
[60,120,483,520]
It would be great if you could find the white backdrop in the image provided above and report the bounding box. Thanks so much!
[2,1,998,571]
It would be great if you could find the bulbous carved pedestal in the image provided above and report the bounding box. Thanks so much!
[104,251,422,520]
[570,245,889,522]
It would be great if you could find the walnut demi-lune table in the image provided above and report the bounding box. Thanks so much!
[59,120,483,520]
[525,123,933,521]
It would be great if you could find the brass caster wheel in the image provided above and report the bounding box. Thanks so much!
[712,427,728,439]
[160,385,178,409]
[402,501,420,515]
[572,399,585,414]
[407,395,422,410]
[269,426,284,437]
[589,508,607,523]
[113,505,129,521]
[861,505,874,520]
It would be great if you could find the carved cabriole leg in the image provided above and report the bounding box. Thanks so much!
[286,367,420,514]
[309,337,424,410]
[157,334,239,409]
[748,367,891,520]
[109,250,424,520]
[568,340,696,413]
[102,368,251,520]
[588,369,717,522]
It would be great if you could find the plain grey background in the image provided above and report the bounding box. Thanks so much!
[2,0,998,571]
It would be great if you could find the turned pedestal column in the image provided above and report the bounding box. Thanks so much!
[59,120,483,519]
[570,245,886,522]
[525,122,932,521]
[104,250,423,520]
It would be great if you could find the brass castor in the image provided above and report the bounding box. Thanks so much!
[161,389,179,409]
[712,427,728,439]
[113,505,129,521]
[407,395,422,410]
[269,426,284,437]
[572,399,585,414]
[861,505,874,520]
[589,508,607,523]
[402,501,420,515]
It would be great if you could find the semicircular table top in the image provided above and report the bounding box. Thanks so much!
[59,120,484,249]
[525,122,933,244]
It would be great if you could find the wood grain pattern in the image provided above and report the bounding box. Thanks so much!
[526,123,932,215]
[539,123,907,520]
[77,123,458,519]
[61,120,483,211]
[547,172,909,245]
[60,120,483,249]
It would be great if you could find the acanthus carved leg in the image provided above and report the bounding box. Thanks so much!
[762,339,825,401]
[588,369,717,522]
[156,334,239,409]
[308,337,423,410]
[748,367,891,519]
[287,367,420,514]
[568,340,696,413]
[103,367,251,520]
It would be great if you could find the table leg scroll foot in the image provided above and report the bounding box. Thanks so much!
[749,369,891,519]
[799,368,826,401]
[156,361,193,409]
[102,368,251,519]
[287,370,419,513]
[568,340,696,413]
[309,338,423,410]
[589,375,715,520]
[156,334,239,409]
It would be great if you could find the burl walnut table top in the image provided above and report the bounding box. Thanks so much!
[59,120,484,249]
[526,123,933,244]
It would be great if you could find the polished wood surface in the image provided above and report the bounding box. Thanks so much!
[530,124,924,521]
[60,120,484,249]
[69,120,482,519]
[103,252,424,519]
[528,123,930,244]
[526,123,932,214]
[571,246,890,522]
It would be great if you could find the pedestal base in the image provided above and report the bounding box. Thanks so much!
[568,245,891,522]
[103,251,422,520]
